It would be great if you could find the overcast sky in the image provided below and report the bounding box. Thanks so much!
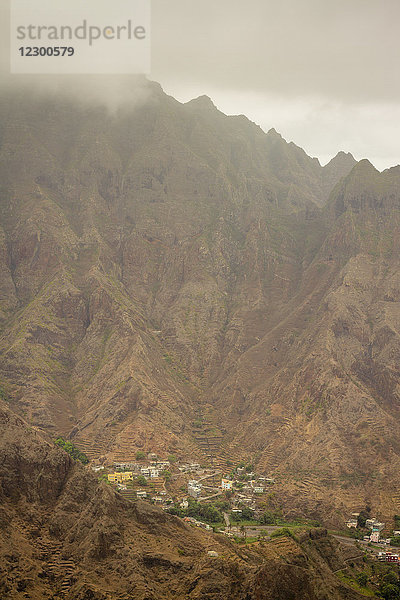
[151,0,400,170]
[1,0,399,170]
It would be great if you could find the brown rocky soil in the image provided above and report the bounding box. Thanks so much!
[0,404,367,599]
[0,78,399,524]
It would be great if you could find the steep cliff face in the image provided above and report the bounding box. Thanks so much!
[0,78,398,521]
[0,404,367,599]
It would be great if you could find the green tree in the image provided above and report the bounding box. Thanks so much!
[163,470,172,482]
[168,454,177,463]
[54,437,89,465]
[240,506,255,521]
[259,511,276,525]
[136,450,146,460]
[357,509,370,529]
[137,475,148,486]
[380,584,400,600]
[383,572,399,586]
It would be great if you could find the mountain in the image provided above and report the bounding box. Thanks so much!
[0,403,371,599]
[0,78,398,524]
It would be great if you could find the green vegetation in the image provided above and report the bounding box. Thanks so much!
[258,510,277,525]
[163,470,172,482]
[390,536,400,546]
[137,475,148,486]
[54,437,89,465]
[336,570,374,597]
[168,454,177,463]
[136,450,146,460]
[270,527,297,541]
[357,508,370,529]
[167,499,223,524]
[230,506,256,522]
[379,571,400,599]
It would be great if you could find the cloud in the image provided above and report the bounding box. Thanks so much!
[1,0,399,168]
[151,0,400,169]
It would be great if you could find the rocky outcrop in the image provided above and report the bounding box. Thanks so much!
[0,405,366,599]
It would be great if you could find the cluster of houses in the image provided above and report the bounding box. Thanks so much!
[102,457,173,505]
[182,516,212,531]
[178,463,201,473]
[222,469,275,496]
[106,459,170,480]
[346,513,387,543]
[186,473,273,501]
[92,451,276,518]
[378,551,400,563]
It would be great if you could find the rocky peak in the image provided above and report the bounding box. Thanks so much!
[185,94,218,111]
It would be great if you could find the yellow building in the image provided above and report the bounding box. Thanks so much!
[107,471,133,483]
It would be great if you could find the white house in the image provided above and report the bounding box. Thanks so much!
[136,491,147,498]
[370,530,380,543]
[366,519,385,531]
[221,479,233,490]
[188,480,202,498]
[346,519,358,529]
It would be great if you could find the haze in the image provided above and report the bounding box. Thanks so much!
[1,0,399,170]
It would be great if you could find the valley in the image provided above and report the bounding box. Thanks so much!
[0,78,400,530]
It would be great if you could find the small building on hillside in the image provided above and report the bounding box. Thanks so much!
[188,480,202,498]
[154,461,170,469]
[366,519,385,531]
[114,462,136,470]
[108,472,133,483]
[253,486,265,494]
[221,479,233,491]
[136,490,147,498]
[346,519,358,529]
[370,529,380,543]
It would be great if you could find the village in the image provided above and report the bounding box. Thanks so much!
[91,452,278,534]
[89,450,400,556]
[345,512,400,564]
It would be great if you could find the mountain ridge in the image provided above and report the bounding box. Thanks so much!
[0,78,399,524]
